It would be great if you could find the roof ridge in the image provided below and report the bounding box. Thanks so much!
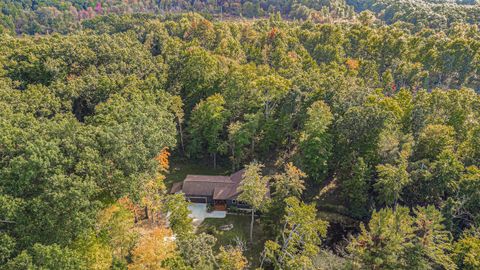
[187,180,235,184]
[184,174,234,183]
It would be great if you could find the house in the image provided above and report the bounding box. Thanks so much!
[170,169,258,211]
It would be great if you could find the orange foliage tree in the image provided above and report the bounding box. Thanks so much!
[141,147,171,224]
[128,227,177,270]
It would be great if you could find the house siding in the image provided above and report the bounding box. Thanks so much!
[186,195,213,204]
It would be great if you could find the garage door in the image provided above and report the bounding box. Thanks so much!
[189,197,207,203]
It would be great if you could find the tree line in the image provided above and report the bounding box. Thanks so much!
[2,0,480,35]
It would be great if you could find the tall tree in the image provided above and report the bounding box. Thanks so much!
[188,94,229,168]
[162,193,193,237]
[374,138,412,207]
[170,95,186,153]
[253,74,290,119]
[374,157,410,207]
[238,162,270,243]
[410,206,455,270]
[299,100,333,182]
[348,206,455,269]
[263,197,328,270]
[341,157,370,218]
[348,207,415,269]
[176,233,218,269]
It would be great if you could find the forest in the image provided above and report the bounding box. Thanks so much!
[0,0,479,269]
[2,0,480,34]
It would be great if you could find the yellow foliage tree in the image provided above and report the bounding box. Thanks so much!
[217,246,248,270]
[97,203,138,260]
[128,227,177,270]
[72,232,112,270]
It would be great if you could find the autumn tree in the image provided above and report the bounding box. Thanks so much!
[217,246,248,270]
[128,227,177,270]
[141,148,170,224]
[272,163,306,200]
[95,202,138,263]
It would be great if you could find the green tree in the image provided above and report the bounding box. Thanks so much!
[375,158,410,207]
[410,206,455,270]
[348,206,455,270]
[253,74,290,119]
[238,162,270,243]
[163,193,194,237]
[177,233,217,269]
[272,163,306,200]
[416,124,455,161]
[228,120,252,171]
[263,197,328,270]
[374,140,412,207]
[188,94,229,168]
[176,46,221,109]
[348,207,414,269]
[299,100,333,182]
[453,229,480,270]
[342,157,370,218]
[170,95,186,152]
[0,233,15,265]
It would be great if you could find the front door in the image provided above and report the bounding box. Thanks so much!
[214,200,227,211]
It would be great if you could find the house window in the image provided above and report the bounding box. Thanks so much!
[232,200,237,205]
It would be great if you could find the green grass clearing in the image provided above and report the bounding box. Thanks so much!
[197,214,266,267]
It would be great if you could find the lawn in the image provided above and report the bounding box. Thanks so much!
[197,214,266,267]
[165,160,230,188]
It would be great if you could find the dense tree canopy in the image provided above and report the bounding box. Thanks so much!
[0,6,479,270]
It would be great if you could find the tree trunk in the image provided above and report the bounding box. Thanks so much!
[259,250,266,269]
[178,119,185,153]
[213,152,217,169]
[231,142,236,171]
[250,208,255,243]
